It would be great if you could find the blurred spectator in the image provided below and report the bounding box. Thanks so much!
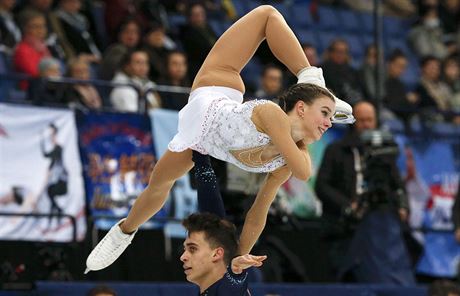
[14,9,52,88]
[0,0,21,53]
[439,0,460,41]
[166,0,224,18]
[415,55,453,122]
[428,280,460,296]
[315,101,413,284]
[49,0,101,62]
[254,64,283,101]
[17,0,66,59]
[302,42,320,67]
[321,39,363,105]
[110,49,161,112]
[64,57,102,110]
[142,23,174,82]
[99,17,141,81]
[383,49,419,125]
[87,285,116,296]
[181,2,217,79]
[103,0,136,43]
[442,55,460,115]
[338,0,416,17]
[359,44,384,104]
[103,0,167,44]
[157,50,190,111]
[28,57,65,105]
[408,1,454,60]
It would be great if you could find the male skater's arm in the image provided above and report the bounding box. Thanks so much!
[192,150,226,218]
[238,166,291,255]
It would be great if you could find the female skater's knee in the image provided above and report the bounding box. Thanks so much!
[145,179,174,196]
[254,5,280,18]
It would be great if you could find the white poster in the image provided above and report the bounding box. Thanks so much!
[0,103,86,242]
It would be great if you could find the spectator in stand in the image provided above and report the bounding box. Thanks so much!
[408,0,455,60]
[103,0,167,44]
[439,0,460,42]
[110,49,161,112]
[99,18,141,81]
[157,50,190,111]
[383,49,419,125]
[442,55,460,120]
[16,0,66,59]
[415,55,453,122]
[28,57,66,105]
[181,2,217,79]
[301,42,320,67]
[14,9,53,88]
[142,23,173,82]
[64,57,102,110]
[0,0,21,53]
[339,0,416,17]
[358,44,384,104]
[254,64,283,102]
[321,39,363,105]
[49,0,101,63]
[103,0,136,43]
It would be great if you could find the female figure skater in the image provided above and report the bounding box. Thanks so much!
[86,5,354,273]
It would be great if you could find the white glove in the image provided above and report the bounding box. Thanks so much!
[297,66,355,124]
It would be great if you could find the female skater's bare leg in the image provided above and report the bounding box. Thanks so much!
[192,5,310,93]
[120,149,193,233]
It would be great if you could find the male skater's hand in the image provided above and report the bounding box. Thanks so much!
[231,254,267,274]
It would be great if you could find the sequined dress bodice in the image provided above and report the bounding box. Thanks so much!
[197,99,286,173]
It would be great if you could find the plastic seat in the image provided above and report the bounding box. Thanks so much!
[401,62,420,88]
[271,2,291,20]
[383,16,412,39]
[358,12,374,35]
[296,29,319,49]
[209,19,224,36]
[385,38,412,55]
[241,59,262,92]
[361,34,375,48]
[337,9,361,33]
[231,0,248,17]
[291,2,315,29]
[168,14,186,29]
[317,6,340,31]
[246,0,260,11]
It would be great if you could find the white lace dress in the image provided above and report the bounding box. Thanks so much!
[168,86,286,173]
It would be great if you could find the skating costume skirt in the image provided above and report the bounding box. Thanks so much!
[168,86,286,173]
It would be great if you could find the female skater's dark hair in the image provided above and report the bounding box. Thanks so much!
[277,83,334,112]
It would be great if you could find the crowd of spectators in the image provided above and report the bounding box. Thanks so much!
[0,0,221,113]
[0,0,458,125]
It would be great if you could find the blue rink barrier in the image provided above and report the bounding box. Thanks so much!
[0,282,427,296]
